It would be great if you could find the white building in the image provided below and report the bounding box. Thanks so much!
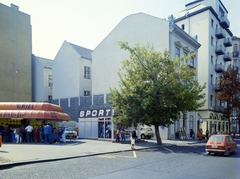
[32,55,53,102]
[52,40,92,100]
[91,13,201,140]
[174,0,233,135]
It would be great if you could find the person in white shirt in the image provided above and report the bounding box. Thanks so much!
[25,124,33,143]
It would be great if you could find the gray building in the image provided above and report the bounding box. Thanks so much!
[0,3,32,102]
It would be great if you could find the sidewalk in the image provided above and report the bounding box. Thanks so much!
[0,138,206,167]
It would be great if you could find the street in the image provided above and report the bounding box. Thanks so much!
[0,139,239,179]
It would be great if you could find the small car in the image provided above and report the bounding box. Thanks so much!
[138,127,154,139]
[64,127,77,139]
[205,134,237,156]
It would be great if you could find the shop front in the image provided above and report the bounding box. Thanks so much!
[0,102,70,142]
[78,109,113,140]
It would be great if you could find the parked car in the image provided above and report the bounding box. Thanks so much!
[137,127,154,139]
[205,134,237,156]
[63,127,77,139]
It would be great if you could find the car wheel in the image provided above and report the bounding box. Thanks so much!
[233,147,237,154]
[147,136,151,139]
[224,149,230,156]
[141,134,145,139]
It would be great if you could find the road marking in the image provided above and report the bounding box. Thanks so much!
[98,154,134,159]
[163,147,173,152]
[133,151,137,158]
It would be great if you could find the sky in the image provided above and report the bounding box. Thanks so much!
[1,0,240,60]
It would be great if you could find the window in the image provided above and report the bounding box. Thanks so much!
[211,19,214,28]
[48,75,52,88]
[233,44,237,51]
[210,95,213,107]
[84,66,91,79]
[219,7,224,17]
[84,90,91,96]
[211,74,213,85]
[181,24,185,30]
[190,57,194,67]
[48,95,52,100]
[211,56,213,64]
[175,47,180,59]
[211,36,213,45]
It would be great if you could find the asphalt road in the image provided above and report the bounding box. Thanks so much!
[0,140,239,179]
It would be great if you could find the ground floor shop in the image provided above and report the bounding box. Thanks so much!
[0,102,70,143]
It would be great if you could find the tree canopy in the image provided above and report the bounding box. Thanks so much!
[216,64,240,134]
[108,42,206,144]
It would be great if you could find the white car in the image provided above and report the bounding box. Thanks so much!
[64,127,77,139]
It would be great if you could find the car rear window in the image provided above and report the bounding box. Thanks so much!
[65,128,74,131]
[209,136,224,141]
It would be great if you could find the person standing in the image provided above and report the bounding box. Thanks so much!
[25,123,33,143]
[34,124,39,143]
[206,129,209,140]
[121,127,126,143]
[44,123,51,144]
[15,127,20,143]
[131,128,137,150]
[4,124,10,142]
[39,125,44,143]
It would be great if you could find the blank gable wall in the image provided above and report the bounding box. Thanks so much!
[92,13,169,95]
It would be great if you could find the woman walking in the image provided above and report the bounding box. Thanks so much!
[131,128,137,150]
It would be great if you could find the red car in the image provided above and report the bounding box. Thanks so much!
[205,134,237,156]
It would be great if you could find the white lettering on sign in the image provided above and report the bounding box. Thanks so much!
[79,109,112,118]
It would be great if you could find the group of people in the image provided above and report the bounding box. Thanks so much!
[0,123,66,144]
[115,127,137,150]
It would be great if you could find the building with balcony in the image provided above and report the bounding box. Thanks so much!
[174,0,233,135]
[0,3,32,102]
[91,13,201,140]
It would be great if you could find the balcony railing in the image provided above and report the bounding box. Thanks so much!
[223,37,232,47]
[215,29,226,39]
[219,16,230,29]
[223,52,232,61]
[233,51,239,58]
[215,64,225,73]
[215,45,225,55]
[214,106,227,113]
[214,84,221,92]
[234,66,239,72]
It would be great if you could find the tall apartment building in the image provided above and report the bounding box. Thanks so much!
[0,3,32,102]
[174,0,234,135]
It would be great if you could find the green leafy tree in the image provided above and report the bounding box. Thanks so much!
[108,42,206,145]
[216,64,240,134]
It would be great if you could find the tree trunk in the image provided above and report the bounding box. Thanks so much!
[154,125,162,145]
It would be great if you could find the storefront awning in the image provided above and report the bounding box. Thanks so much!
[0,110,70,121]
[0,102,63,112]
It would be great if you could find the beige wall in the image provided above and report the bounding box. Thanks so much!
[0,3,32,102]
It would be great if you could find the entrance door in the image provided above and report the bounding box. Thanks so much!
[98,117,112,139]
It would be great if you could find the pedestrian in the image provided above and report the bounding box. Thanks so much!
[39,125,44,143]
[15,127,21,143]
[206,129,209,140]
[4,124,10,142]
[115,128,120,143]
[44,123,51,144]
[25,123,33,143]
[120,127,126,143]
[34,124,39,143]
[19,125,24,143]
[131,128,137,150]
[190,129,195,139]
